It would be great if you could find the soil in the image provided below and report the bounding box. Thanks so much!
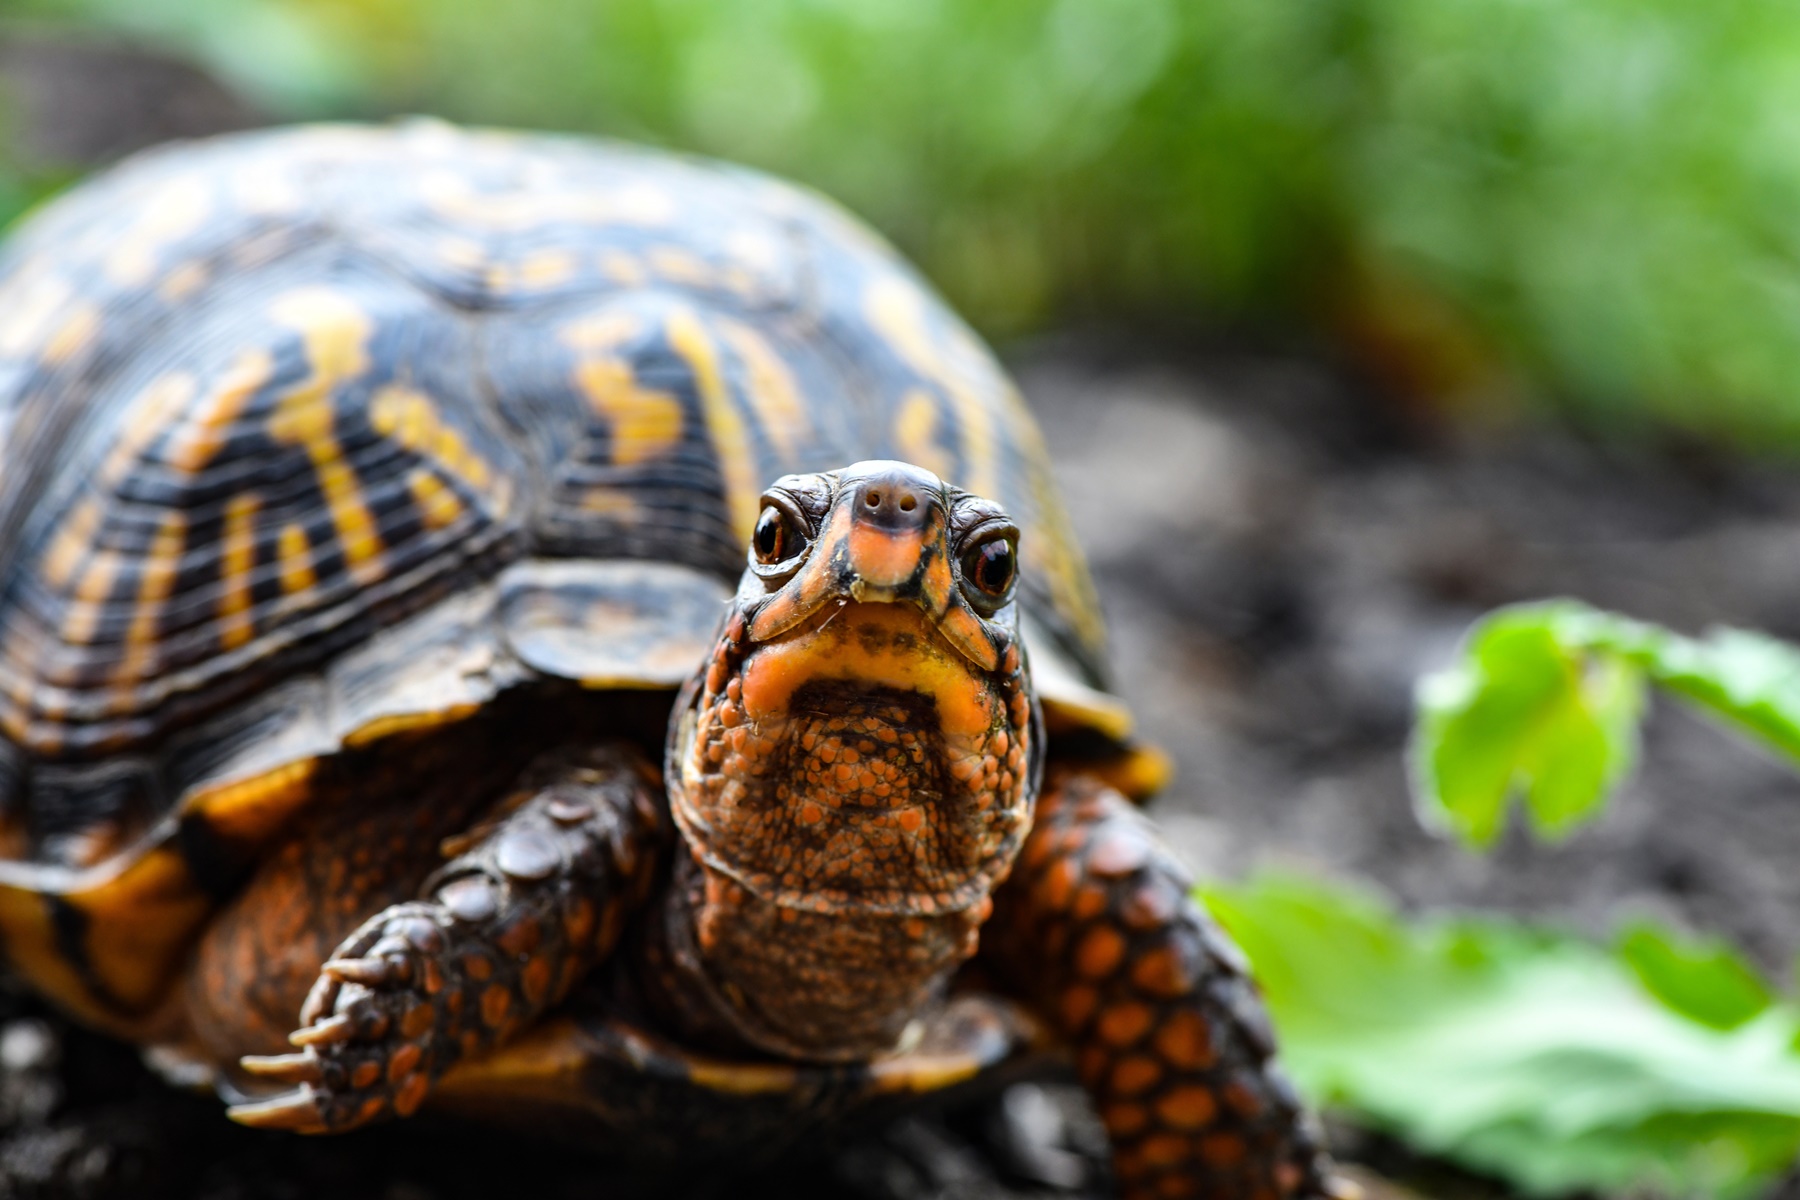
[2,31,1798,1200]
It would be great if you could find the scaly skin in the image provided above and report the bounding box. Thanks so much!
[989,773,1342,1200]
[229,745,665,1131]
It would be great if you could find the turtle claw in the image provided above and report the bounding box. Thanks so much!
[227,1087,328,1133]
[289,1013,355,1047]
[323,956,401,987]
[240,1051,323,1085]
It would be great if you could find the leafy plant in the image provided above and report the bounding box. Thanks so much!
[1204,875,1800,1199]
[1412,600,1800,847]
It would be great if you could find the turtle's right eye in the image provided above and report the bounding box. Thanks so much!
[752,503,806,565]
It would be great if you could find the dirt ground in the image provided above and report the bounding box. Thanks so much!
[2,30,1799,1200]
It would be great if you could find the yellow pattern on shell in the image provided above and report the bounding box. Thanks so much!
[489,250,577,293]
[407,468,463,530]
[573,359,684,466]
[63,552,121,645]
[561,312,641,351]
[167,349,273,474]
[266,288,384,583]
[156,261,210,304]
[0,273,73,358]
[217,493,261,651]
[183,758,319,843]
[103,177,212,287]
[41,498,101,590]
[39,304,100,367]
[102,373,197,487]
[863,275,997,502]
[666,308,761,543]
[343,703,483,749]
[892,389,955,485]
[114,511,187,686]
[717,317,807,465]
[648,246,713,288]
[276,523,317,595]
[598,251,648,287]
[368,385,498,495]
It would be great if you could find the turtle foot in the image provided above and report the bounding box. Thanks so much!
[226,744,665,1134]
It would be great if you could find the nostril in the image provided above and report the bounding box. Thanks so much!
[866,490,882,509]
[898,493,917,512]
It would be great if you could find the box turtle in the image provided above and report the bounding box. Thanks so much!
[0,122,1344,1199]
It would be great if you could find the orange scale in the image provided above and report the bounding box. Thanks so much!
[1096,1001,1153,1047]
[1199,1133,1246,1167]
[1072,884,1110,920]
[1109,1054,1161,1096]
[1155,1084,1220,1131]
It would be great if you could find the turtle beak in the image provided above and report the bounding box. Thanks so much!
[744,461,1000,672]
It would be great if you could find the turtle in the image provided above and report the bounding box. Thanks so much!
[0,120,1344,1200]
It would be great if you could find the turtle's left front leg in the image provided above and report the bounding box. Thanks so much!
[985,772,1345,1200]
[229,744,666,1133]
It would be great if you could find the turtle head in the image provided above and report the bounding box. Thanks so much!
[668,460,1041,921]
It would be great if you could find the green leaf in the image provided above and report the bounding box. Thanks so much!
[1202,875,1800,1199]
[1410,601,1645,849]
[1618,921,1774,1031]
[1412,600,1800,848]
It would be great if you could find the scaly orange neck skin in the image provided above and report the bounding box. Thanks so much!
[660,598,1035,1061]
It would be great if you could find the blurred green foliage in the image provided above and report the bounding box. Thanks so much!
[8,0,1800,442]
[1207,875,1800,1199]
[1412,600,1800,847]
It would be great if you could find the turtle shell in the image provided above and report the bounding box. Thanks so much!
[0,121,1138,1028]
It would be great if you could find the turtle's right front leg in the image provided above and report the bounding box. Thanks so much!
[228,744,666,1133]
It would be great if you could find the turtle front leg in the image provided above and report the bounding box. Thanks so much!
[228,744,666,1133]
[986,773,1344,1200]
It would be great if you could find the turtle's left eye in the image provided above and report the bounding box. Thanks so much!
[960,536,1016,607]
[752,503,807,566]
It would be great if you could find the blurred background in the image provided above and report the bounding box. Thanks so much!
[3,2,1800,1198]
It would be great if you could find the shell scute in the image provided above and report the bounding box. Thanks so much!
[0,261,527,754]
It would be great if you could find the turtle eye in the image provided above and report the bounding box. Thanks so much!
[752,503,806,566]
[960,536,1016,606]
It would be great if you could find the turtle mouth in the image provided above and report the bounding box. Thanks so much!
[738,601,1001,744]
[668,599,1035,916]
